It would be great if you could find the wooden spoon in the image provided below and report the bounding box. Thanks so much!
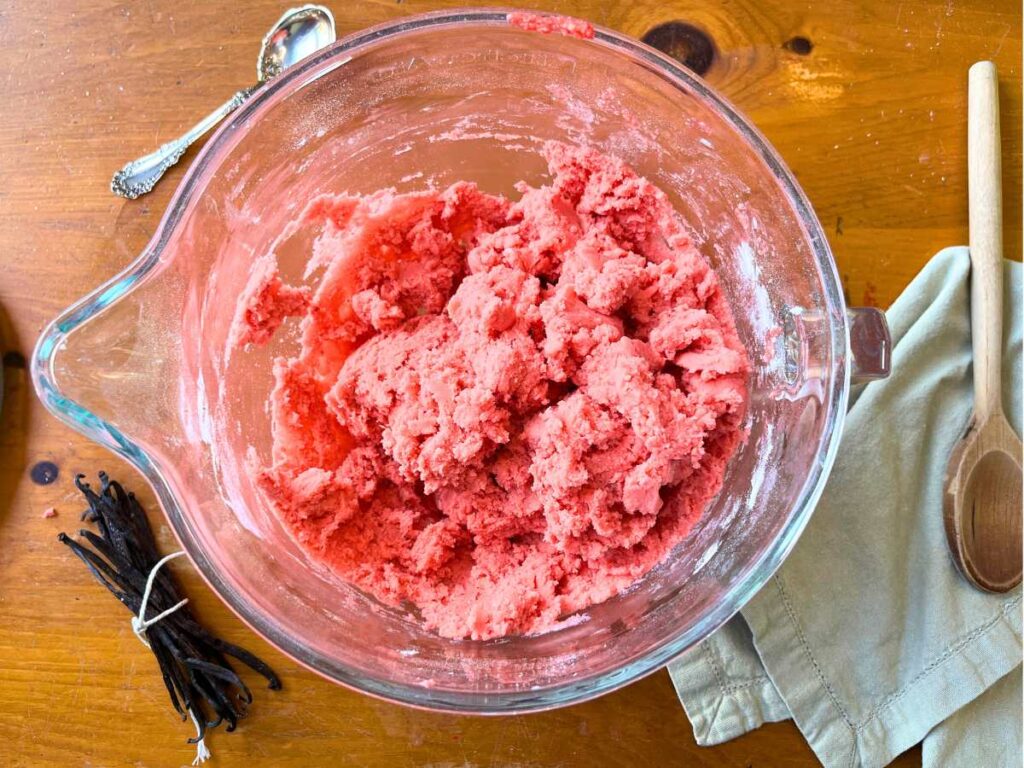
[943,61,1023,593]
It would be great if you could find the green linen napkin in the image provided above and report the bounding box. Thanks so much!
[669,247,1022,768]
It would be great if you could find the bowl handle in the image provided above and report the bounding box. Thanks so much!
[847,307,892,383]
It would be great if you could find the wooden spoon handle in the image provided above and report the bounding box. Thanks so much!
[968,61,1004,422]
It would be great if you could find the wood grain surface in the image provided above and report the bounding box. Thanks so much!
[0,1,1020,766]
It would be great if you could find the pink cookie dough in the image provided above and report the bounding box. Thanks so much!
[507,11,595,39]
[233,142,749,640]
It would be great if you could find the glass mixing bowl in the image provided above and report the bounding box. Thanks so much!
[32,9,890,713]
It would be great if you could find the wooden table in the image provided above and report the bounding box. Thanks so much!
[0,1,1019,766]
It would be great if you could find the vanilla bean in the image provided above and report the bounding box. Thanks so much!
[58,473,281,755]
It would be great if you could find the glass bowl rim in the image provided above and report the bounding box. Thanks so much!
[31,8,849,714]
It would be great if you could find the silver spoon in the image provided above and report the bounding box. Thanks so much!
[111,5,336,200]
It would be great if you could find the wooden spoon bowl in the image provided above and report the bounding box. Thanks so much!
[945,415,1023,592]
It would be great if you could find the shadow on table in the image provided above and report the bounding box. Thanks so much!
[0,299,29,525]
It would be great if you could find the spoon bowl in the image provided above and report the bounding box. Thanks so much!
[945,416,1023,592]
[258,6,337,81]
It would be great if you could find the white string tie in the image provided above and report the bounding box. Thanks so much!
[190,709,212,765]
[130,550,210,763]
[131,550,189,650]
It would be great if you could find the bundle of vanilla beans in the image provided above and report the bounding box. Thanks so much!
[58,473,280,760]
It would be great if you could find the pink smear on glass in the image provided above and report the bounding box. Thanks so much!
[507,11,595,39]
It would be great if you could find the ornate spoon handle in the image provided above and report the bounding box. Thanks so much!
[111,85,257,200]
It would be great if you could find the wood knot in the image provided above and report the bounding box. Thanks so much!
[642,22,716,76]
[784,36,814,55]
[31,461,59,485]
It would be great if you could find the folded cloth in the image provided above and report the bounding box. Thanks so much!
[922,665,1021,767]
[669,247,1022,768]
